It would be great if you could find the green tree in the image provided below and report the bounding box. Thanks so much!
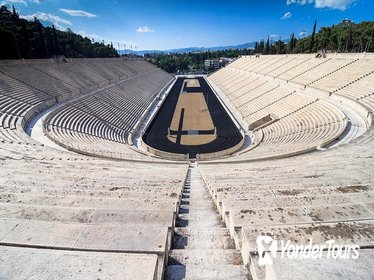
[20,20,31,58]
[265,36,270,54]
[309,20,317,53]
[0,5,119,59]
[34,17,48,58]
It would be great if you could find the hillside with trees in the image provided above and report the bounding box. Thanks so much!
[147,20,373,73]
[254,20,374,55]
[0,5,118,59]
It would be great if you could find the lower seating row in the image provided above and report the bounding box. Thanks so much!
[334,72,374,110]
[199,130,374,278]
[0,140,188,279]
[0,58,186,279]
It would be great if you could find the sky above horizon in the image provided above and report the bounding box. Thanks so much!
[1,0,373,50]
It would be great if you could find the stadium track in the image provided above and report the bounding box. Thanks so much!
[142,77,243,158]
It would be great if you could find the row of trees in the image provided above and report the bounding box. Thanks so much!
[0,5,119,59]
[148,20,373,73]
[254,20,374,55]
[145,48,253,73]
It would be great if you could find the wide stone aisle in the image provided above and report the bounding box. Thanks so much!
[165,162,249,279]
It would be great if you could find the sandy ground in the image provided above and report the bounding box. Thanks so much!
[185,79,201,88]
[168,134,216,145]
[168,92,216,145]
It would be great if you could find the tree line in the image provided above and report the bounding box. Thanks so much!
[145,48,253,74]
[147,20,373,73]
[0,5,119,59]
[254,20,374,55]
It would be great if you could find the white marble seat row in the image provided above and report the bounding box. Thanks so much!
[0,135,189,279]
[44,68,173,158]
[200,137,374,277]
[209,61,351,159]
[312,60,374,93]
[202,55,374,279]
[0,59,175,166]
[0,246,158,280]
[0,64,80,98]
[0,72,53,105]
[291,58,356,85]
[224,54,374,96]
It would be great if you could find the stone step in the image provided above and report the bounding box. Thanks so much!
[169,249,243,266]
[178,208,220,216]
[186,204,217,211]
[0,186,181,199]
[0,192,178,211]
[188,195,212,201]
[242,220,374,252]
[167,164,245,279]
[188,189,209,193]
[165,264,249,280]
[185,197,214,203]
[183,193,211,201]
[177,213,224,228]
[0,246,158,280]
[0,204,175,226]
[188,190,211,195]
[0,219,169,254]
[180,204,214,211]
[250,249,374,280]
[175,219,224,228]
[173,228,235,249]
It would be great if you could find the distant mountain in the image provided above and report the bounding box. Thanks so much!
[118,49,165,56]
[118,41,257,56]
[209,42,257,51]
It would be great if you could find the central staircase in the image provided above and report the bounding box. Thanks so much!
[165,163,249,279]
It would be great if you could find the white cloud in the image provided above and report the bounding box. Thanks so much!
[286,0,354,10]
[1,0,42,5]
[59,8,97,18]
[77,30,104,42]
[136,26,154,33]
[314,0,354,10]
[287,0,313,4]
[1,0,27,5]
[77,31,137,49]
[20,12,72,29]
[281,11,292,19]
[298,31,308,37]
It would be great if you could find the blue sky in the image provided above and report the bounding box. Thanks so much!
[1,0,373,50]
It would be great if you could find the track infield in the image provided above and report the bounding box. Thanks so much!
[142,77,243,158]
[168,92,216,145]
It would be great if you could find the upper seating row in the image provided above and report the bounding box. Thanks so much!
[0,59,173,161]
[208,66,348,160]
[44,68,173,160]
[226,54,374,107]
